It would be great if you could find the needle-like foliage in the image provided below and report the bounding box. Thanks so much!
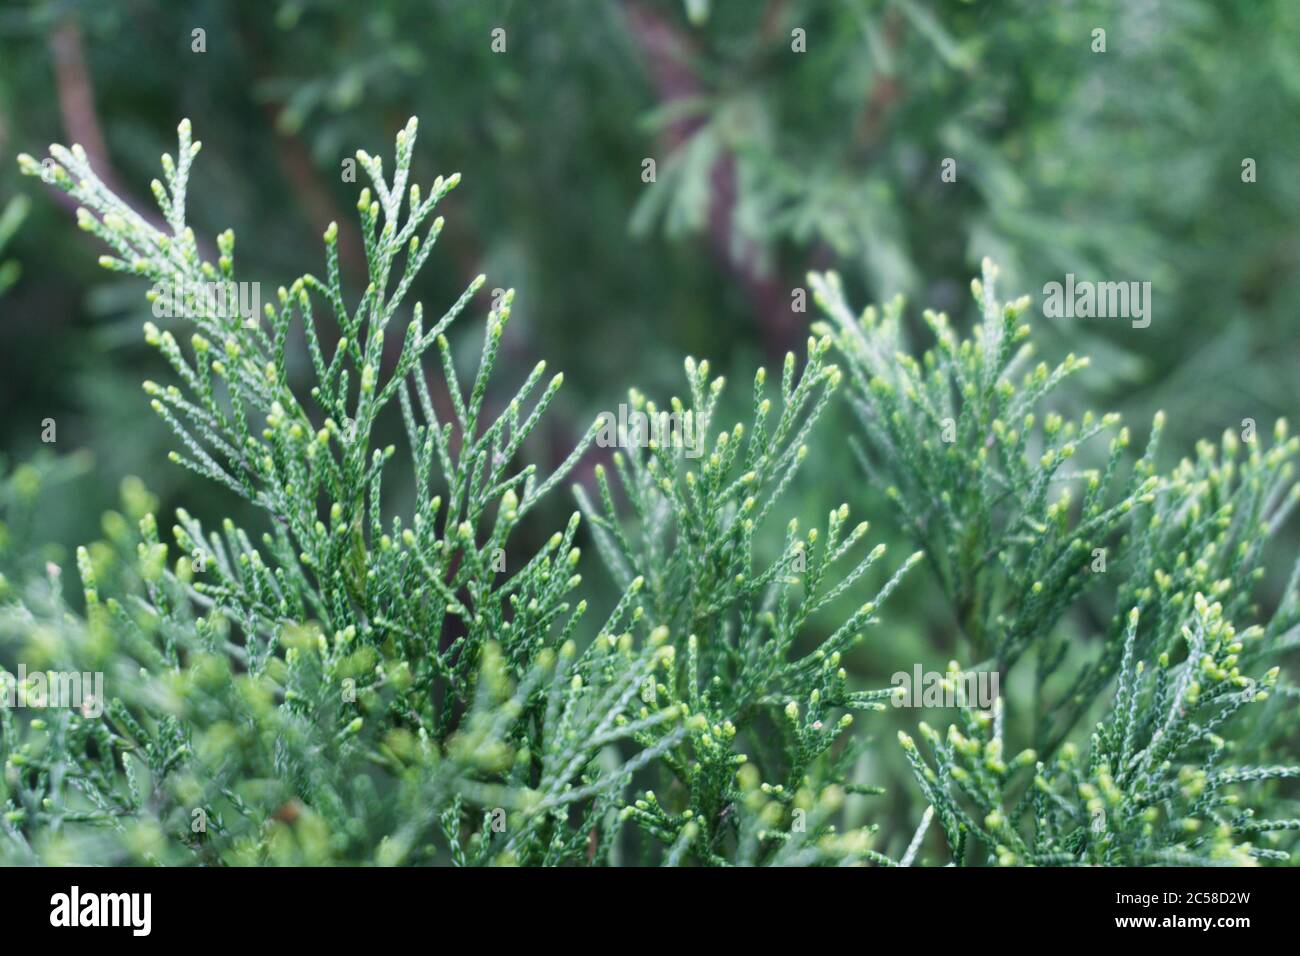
[6,119,689,864]
[4,119,1296,868]
[813,260,1300,865]
[577,349,922,864]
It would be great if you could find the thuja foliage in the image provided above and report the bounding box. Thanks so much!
[5,118,1297,866]
[7,117,684,865]
[811,262,1300,865]
[576,346,922,864]
[5,118,930,866]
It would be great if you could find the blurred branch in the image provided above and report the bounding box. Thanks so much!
[856,10,905,151]
[49,18,109,178]
[623,0,798,359]
[48,15,212,260]
[259,103,369,284]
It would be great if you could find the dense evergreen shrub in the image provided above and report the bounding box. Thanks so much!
[2,118,1295,866]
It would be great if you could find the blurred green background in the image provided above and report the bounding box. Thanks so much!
[1,0,1298,855]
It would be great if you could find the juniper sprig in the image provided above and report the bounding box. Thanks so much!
[580,349,923,864]
[810,259,1165,672]
[5,118,684,865]
[814,258,1300,865]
